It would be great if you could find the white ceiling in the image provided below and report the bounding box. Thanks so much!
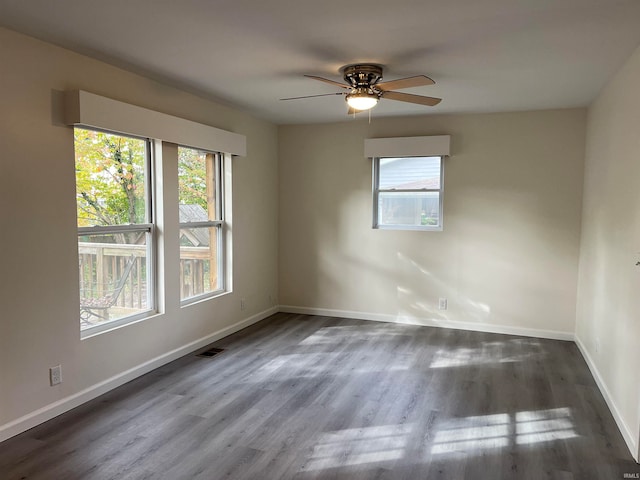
[1,0,640,124]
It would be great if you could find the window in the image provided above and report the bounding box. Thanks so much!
[373,156,444,230]
[178,146,225,302]
[68,91,245,334]
[75,128,155,331]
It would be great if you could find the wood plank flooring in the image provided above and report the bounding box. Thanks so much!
[1,313,638,479]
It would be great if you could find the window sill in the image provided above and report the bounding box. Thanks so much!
[374,225,443,232]
[81,309,158,339]
[180,289,230,308]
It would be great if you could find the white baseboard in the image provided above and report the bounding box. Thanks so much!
[279,305,575,341]
[574,335,639,463]
[0,306,278,444]
[5,304,637,465]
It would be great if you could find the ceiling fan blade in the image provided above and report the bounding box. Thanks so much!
[381,91,441,106]
[304,75,351,89]
[280,92,344,101]
[376,75,435,91]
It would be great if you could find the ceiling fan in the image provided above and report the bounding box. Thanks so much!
[282,64,441,113]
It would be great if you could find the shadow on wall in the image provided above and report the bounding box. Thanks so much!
[395,251,491,325]
[298,163,576,332]
[312,186,576,329]
[316,244,496,326]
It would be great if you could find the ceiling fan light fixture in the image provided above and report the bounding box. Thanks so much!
[293,65,441,114]
[346,88,379,111]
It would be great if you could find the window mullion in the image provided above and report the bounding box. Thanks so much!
[216,153,223,221]
[178,221,222,228]
[78,224,153,236]
[378,188,441,193]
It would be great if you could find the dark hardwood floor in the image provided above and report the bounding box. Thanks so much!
[1,313,638,479]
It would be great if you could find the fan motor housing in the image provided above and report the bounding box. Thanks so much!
[342,64,383,88]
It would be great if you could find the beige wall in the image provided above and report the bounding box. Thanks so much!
[279,109,586,337]
[576,43,640,460]
[0,27,278,434]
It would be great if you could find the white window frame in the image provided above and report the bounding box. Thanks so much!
[76,127,157,336]
[66,90,245,334]
[372,155,445,231]
[179,148,226,305]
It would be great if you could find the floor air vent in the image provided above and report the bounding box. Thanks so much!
[197,347,225,358]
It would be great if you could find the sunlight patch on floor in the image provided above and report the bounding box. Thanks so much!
[515,407,577,445]
[299,325,412,345]
[246,352,411,382]
[429,339,543,368]
[305,424,412,471]
[431,436,510,455]
[303,408,579,471]
[430,408,578,457]
[431,413,510,454]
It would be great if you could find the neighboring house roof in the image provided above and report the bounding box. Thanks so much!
[179,204,208,222]
[179,204,210,246]
[380,157,441,190]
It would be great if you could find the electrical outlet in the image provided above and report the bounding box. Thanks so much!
[240,298,246,311]
[50,365,62,386]
[438,297,448,310]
